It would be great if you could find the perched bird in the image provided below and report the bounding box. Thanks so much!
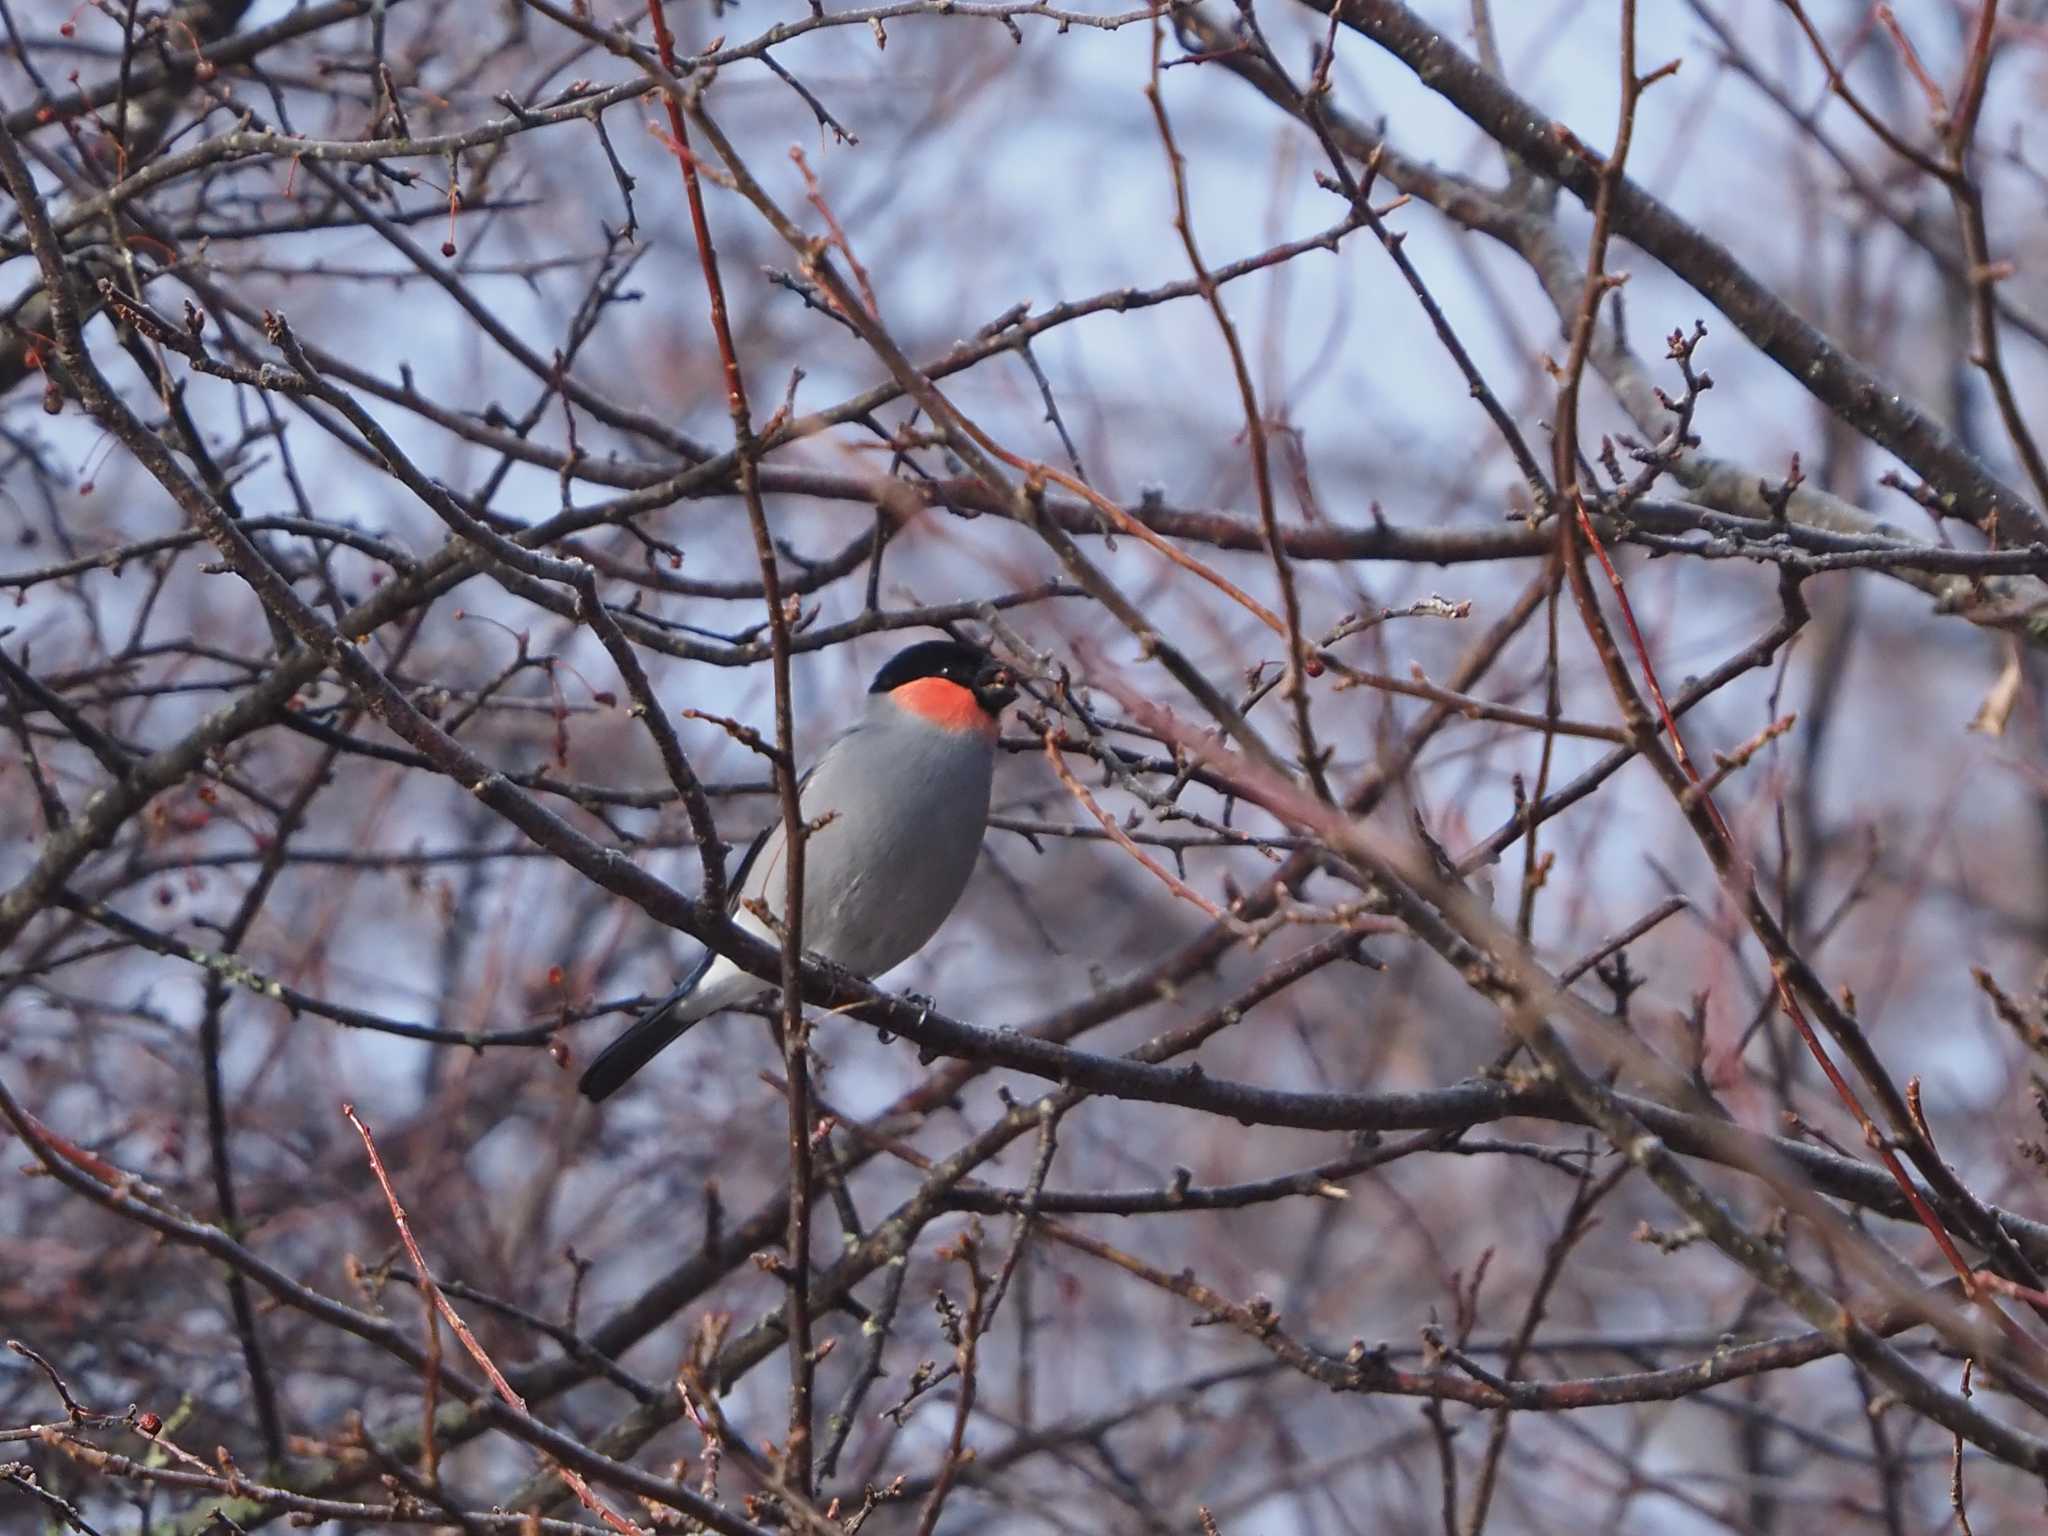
[578,638,1017,1102]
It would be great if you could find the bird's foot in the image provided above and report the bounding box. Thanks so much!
[903,990,937,1025]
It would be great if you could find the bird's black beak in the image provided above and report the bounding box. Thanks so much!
[975,662,1018,715]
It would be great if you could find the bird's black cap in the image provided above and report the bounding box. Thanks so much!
[869,639,1016,714]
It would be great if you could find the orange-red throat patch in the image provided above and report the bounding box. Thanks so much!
[891,676,996,735]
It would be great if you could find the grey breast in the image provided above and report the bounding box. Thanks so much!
[740,715,994,978]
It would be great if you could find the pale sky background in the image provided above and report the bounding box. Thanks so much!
[9,1,2048,1529]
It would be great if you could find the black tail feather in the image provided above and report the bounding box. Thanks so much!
[578,956,714,1102]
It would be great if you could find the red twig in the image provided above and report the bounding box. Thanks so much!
[639,0,816,1491]
[342,1103,646,1535]
[789,145,877,319]
[1555,0,1985,1307]
[1044,730,1249,932]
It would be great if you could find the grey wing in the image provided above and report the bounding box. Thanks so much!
[580,738,851,1104]
[730,722,862,910]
